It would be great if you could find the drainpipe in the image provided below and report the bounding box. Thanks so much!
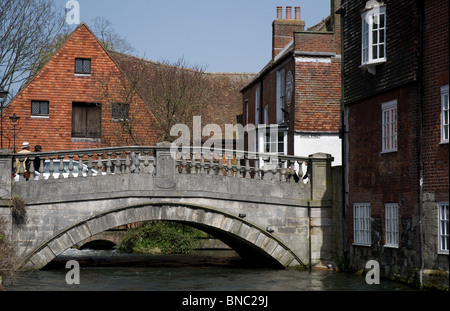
[418,0,425,286]
[336,0,348,265]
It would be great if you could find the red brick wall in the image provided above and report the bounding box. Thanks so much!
[346,85,420,239]
[422,0,449,198]
[3,24,162,152]
[294,57,341,133]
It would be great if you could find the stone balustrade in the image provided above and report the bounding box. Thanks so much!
[11,145,311,183]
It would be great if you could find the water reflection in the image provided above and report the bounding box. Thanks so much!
[5,249,417,291]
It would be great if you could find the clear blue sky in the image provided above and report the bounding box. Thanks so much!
[67,0,332,73]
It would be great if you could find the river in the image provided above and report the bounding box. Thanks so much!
[5,249,417,292]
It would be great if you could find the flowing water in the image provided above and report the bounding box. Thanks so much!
[4,249,417,292]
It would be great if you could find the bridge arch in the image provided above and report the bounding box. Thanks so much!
[21,203,305,270]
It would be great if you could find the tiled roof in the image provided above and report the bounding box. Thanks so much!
[110,52,255,131]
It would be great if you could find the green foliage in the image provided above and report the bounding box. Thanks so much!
[117,221,206,255]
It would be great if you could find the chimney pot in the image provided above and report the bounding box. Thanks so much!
[295,7,300,20]
[277,6,282,19]
[286,6,292,19]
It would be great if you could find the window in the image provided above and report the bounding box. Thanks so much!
[353,203,371,245]
[264,105,269,125]
[382,100,397,153]
[75,58,91,74]
[361,3,386,73]
[72,102,101,139]
[385,203,399,247]
[261,128,287,168]
[31,100,49,116]
[112,103,129,121]
[276,68,285,124]
[441,85,449,143]
[255,88,260,127]
[245,99,249,125]
[438,202,449,254]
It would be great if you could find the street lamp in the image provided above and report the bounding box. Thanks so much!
[0,86,9,149]
[9,113,20,153]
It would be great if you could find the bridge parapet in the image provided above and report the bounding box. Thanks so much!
[8,145,313,183]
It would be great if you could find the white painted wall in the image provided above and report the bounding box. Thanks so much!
[294,133,342,166]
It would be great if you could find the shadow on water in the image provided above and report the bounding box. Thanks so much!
[45,248,247,269]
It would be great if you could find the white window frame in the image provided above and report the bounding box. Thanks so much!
[441,85,449,144]
[361,4,386,74]
[438,202,449,254]
[385,203,399,248]
[276,68,285,124]
[381,100,397,153]
[353,202,371,246]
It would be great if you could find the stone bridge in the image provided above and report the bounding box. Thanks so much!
[0,145,341,270]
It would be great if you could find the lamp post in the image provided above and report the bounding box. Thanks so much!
[9,113,20,153]
[0,86,9,149]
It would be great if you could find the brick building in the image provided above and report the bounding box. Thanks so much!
[240,1,342,168]
[2,23,252,152]
[340,0,448,287]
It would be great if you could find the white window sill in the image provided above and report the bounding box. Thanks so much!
[380,149,398,155]
[438,251,449,255]
[383,244,399,249]
[71,137,101,143]
[74,73,91,77]
[360,59,387,74]
[31,115,49,119]
[352,242,371,247]
[439,140,449,145]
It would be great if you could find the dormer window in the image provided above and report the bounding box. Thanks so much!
[75,58,91,75]
[361,1,386,74]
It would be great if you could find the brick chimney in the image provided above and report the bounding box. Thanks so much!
[272,5,305,60]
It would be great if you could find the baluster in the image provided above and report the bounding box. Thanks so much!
[280,159,286,182]
[271,156,278,181]
[68,155,75,178]
[28,157,35,180]
[106,152,112,174]
[208,152,215,175]
[87,154,93,177]
[97,153,103,174]
[39,158,44,177]
[217,155,224,176]
[59,156,65,178]
[261,157,269,180]
[226,154,232,176]
[254,157,261,180]
[244,156,251,179]
[181,150,188,174]
[78,155,84,177]
[49,157,55,179]
[287,160,294,182]
[200,151,206,175]
[134,151,141,174]
[114,152,122,175]
[235,152,242,178]
[18,158,25,181]
[143,151,150,174]
[124,151,131,174]
[298,160,305,182]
